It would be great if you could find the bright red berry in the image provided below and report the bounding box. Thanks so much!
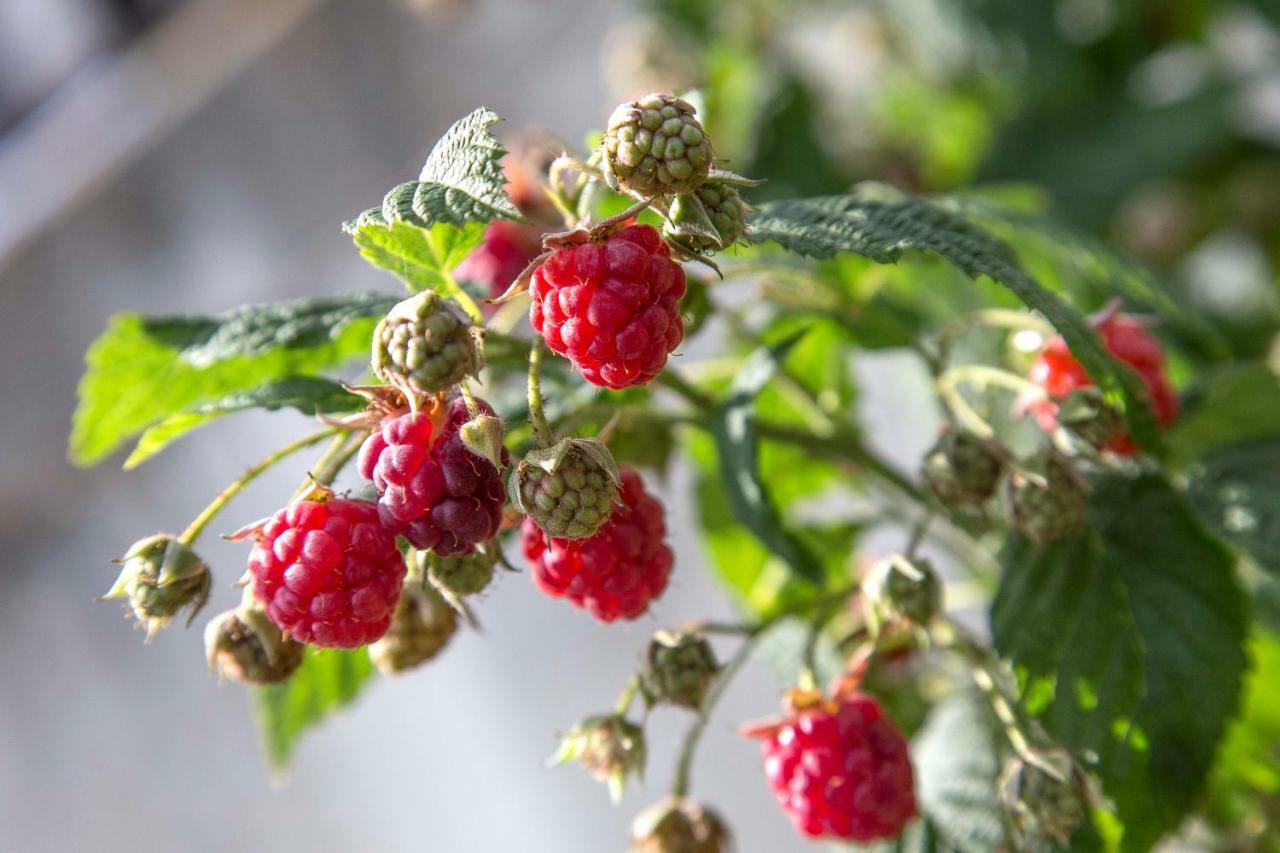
[244,497,405,648]
[521,466,672,621]
[1023,308,1179,455]
[530,224,686,389]
[357,397,508,555]
[455,220,544,304]
[750,692,918,842]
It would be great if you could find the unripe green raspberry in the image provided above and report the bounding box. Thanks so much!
[368,582,458,675]
[999,749,1090,843]
[104,534,211,638]
[1003,453,1086,543]
[861,554,944,634]
[664,182,749,253]
[552,713,647,802]
[510,437,621,540]
[425,543,498,599]
[602,93,713,195]
[630,796,731,853]
[639,631,721,711]
[371,292,483,398]
[204,601,304,685]
[1057,388,1124,449]
[922,430,1003,508]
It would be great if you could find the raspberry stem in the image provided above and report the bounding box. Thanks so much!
[672,637,754,798]
[526,339,553,446]
[177,428,338,547]
[936,364,1049,439]
[290,430,367,501]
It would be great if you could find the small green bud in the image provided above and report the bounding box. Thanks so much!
[630,796,731,853]
[861,554,944,634]
[510,437,620,540]
[205,601,304,685]
[104,534,211,639]
[999,748,1090,843]
[639,631,721,711]
[552,714,646,803]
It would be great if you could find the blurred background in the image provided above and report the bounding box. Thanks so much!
[2,0,1279,850]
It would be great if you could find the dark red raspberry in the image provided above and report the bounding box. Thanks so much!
[530,224,686,389]
[454,220,544,305]
[750,692,918,842]
[521,466,672,621]
[245,497,405,648]
[358,398,508,555]
[1022,308,1178,455]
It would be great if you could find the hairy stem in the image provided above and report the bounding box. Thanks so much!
[527,338,554,446]
[178,428,337,546]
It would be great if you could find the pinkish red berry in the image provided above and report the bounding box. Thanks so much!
[455,220,544,305]
[521,466,672,622]
[1022,307,1178,455]
[530,224,686,389]
[244,497,406,648]
[749,692,918,842]
[357,398,508,555]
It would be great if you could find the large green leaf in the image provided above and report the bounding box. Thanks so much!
[748,186,1164,454]
[710,330,825,586]
[1188,439,1280,576]
[1202,632,1280,845]
[253,647,375,771]
[348,219,484,308]
[413,107,522,225]
[70,293,395,466]
[342,107,521,313]
[124,377,363,469]
[992,472,1247,850]
[1169,363,1280,467]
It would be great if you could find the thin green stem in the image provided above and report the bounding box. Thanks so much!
[178,428,337,545]
[290,430,365,502]
[672,636,754,797]
[441,267,484,324]
[614,676,640,716]
[936,364,1047,438]
[527,339,554,446]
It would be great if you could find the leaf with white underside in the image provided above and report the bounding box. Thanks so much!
[748,186,1164,454]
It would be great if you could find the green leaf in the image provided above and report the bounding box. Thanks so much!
[124,377,363,469]
[748,186,1164,454]
[912,690,1010,853]
[992,472,1247,850]
[1188,440,1280,575]
[710,330,825,586]
[253,647,375,772]
[70,292,395,466]
[1168,363,1280,466]
[414,107,522,225]
[1203,632,1280,842]
[349,219,485,310]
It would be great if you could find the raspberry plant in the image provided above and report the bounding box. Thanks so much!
[74,97,1280,850]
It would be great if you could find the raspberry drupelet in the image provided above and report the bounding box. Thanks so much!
[521,466,672,622]
[1022,307,1178,455]
[243,497,406,648]
[530,224,685,390]
[749,691,918,842]
[357,397,508,555]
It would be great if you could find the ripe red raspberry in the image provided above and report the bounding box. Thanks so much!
[530,224,686,389]
[1022,308,1178,455]
[244,497,405,648]
[749,692,918,842]
[454,220,544,305]
[358,397,508,555]
[521,466,672,621]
